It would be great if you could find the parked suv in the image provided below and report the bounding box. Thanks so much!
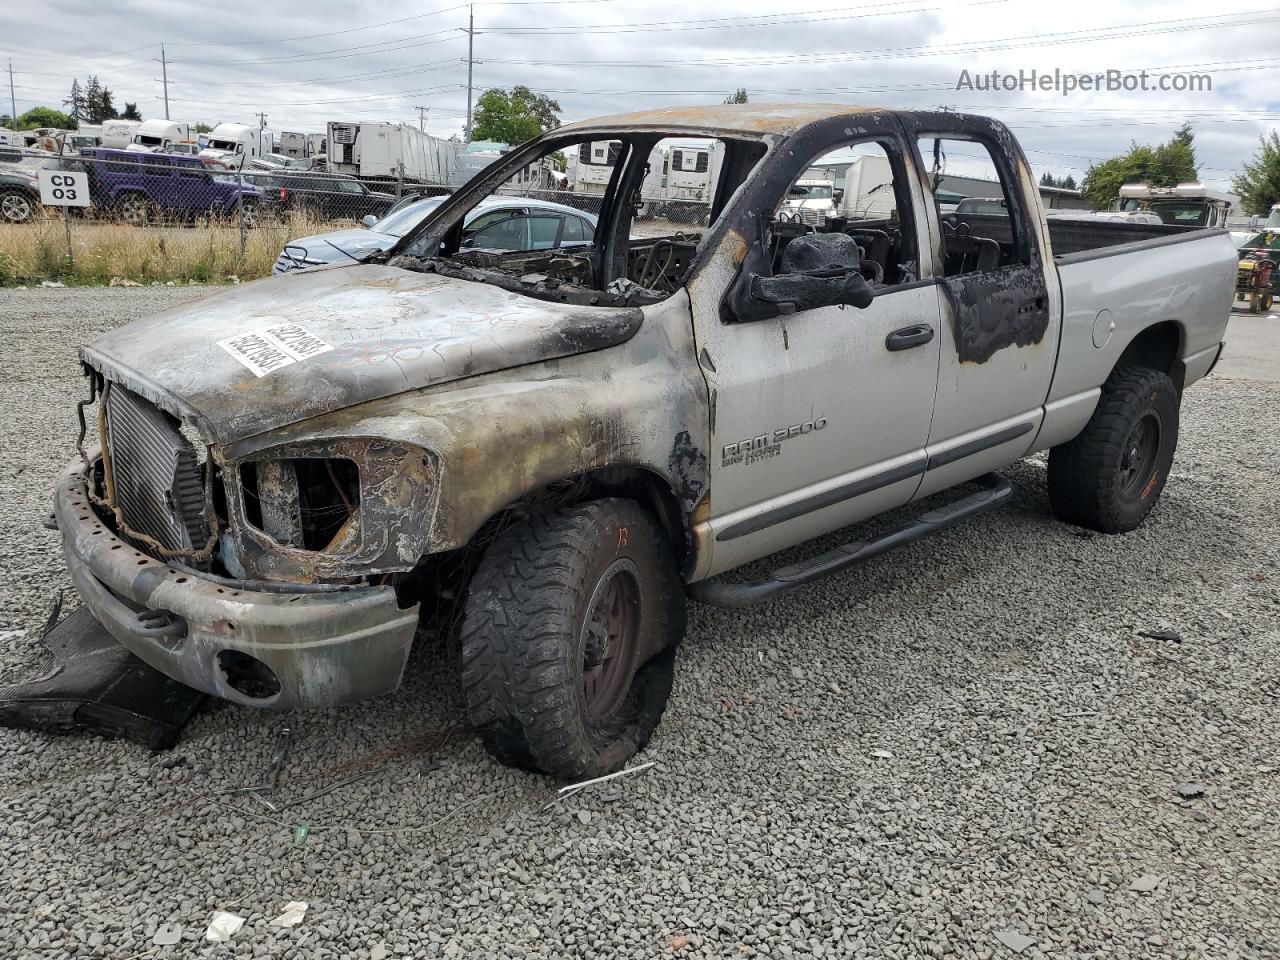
[80,148,262,225]
[0,167,42,223]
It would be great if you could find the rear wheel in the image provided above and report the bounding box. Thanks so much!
[117,194,149,226]
[0,189,36,224]
[460,498,685,779]
[1047,365,1179,533]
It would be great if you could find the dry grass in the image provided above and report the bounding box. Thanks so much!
[0,210,352,286]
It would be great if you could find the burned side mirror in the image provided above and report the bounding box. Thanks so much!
[748,269,874,317]
[737,231,873,320]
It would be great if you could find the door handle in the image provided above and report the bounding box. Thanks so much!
[885,324,935,351]
[1017,295,1047,316]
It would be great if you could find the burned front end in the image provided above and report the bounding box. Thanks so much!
[53,371,422,709]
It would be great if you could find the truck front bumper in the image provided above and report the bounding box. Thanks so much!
[53,459,420,710]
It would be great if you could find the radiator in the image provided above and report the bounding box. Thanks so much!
[102,383,208,554]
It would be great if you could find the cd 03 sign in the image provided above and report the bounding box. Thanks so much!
[38,170,90,207]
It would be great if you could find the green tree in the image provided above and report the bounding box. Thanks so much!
[84,76,118,124]
[195,122,212,133]
[724,88,749,104]
[1062,174,1077,190]
[1232,130,1280,216]
[120,102,143,121]
[63,79,87,122]
[16,107,77,130]
[1080,126,1198,210]
[471,86,561,144]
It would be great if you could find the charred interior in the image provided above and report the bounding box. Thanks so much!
[390,131,770,306]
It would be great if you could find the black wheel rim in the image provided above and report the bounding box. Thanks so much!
[579,557,641,727]
[1118,411,1161,500]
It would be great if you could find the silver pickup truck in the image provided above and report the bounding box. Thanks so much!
[53,105,1235,778]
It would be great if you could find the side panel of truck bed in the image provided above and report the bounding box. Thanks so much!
[1047,230,1237,406]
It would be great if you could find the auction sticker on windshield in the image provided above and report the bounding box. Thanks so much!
[217,321,333,377]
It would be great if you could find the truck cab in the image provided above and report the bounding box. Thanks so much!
[199,123,270,170]
[54,105,1235,781]
[1116,182,1234,228]
[126,119,194,154]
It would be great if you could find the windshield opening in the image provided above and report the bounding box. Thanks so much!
[787,184,834,200]
[135,135,163,146]
[1147,199,1210,226]
[371,197,447,237]
[390,132,766,307]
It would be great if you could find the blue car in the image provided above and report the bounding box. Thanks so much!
[274,195,597,273]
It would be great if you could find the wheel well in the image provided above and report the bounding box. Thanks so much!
[1114,321,1181,380]
[393,467,693,612]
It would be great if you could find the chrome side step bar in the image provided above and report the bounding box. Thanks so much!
[688,473,1013,608]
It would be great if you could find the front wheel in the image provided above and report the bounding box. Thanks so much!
[460,498,685,779]
[1047,365,1179,533]
[0,189,37,224]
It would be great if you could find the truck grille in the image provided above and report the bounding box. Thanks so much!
[103,383,209,554]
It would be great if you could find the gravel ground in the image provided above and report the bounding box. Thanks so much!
[1,287,1278,960]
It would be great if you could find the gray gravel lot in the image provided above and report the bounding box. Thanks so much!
[1,286,1278,959]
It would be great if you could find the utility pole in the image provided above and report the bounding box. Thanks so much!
[416,105,430,132]
[256,112,267,130]
[8,59,17,128]
[463,4,475,143]
[160,44,170,120]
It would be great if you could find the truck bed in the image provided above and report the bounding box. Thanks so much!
[940,211,1220,262]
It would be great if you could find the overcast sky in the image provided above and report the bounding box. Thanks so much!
[4,0,1278,187]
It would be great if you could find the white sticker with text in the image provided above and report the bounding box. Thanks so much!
[216,322,333,377]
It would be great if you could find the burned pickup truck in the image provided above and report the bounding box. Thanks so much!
[52,105,1235,778]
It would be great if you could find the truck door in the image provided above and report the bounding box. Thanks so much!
[689,125,944,576]
[900,116,1062,499]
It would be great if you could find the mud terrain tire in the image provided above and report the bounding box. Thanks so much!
[1047,365,1179,533]
[460,498,685,779]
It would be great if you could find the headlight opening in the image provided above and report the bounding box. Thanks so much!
[240,457,361,552]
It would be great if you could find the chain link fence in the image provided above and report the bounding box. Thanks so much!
[0,146,712,285]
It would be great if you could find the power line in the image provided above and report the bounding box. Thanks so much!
[169,33,461,66]
[481,0,1004,35]
[477,10,1276,67]
[161,0,627,48]
[165,83,460,107]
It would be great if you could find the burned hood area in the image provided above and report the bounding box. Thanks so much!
[82,263,644,445]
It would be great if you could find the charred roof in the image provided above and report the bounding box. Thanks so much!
[556,103,887,139]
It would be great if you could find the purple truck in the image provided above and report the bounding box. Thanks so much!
[80,148,262,225]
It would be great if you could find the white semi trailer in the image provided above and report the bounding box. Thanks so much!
[100,119,141,149]
[325,121,457,185]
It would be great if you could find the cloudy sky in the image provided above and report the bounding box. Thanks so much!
[4,0,1278,187]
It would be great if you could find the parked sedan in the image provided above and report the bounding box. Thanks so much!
[253,171,397,222]
[274,196,597,273]
[0,168,42,223]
